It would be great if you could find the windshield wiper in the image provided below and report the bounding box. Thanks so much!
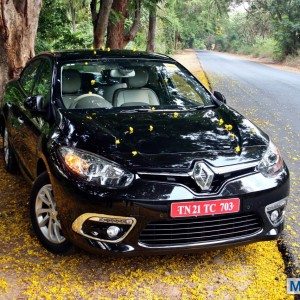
[120,108,152,113]
[189,104,216,111]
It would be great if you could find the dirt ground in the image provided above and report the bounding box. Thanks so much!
[0,51,293,299]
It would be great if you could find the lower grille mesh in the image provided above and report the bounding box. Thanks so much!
[139,213,262,247]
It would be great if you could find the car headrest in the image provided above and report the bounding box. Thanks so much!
[110,69,135,78]
[127,69,149,88]
[62,69,81,94]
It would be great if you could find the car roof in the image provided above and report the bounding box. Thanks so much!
[37,49,174,62]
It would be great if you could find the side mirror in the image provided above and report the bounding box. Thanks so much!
[24,95,45,115]
[213,91,227,104]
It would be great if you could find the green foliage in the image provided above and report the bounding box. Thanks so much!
[36,0,93,53]
[34,0,299,61]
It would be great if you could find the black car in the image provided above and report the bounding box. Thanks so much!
[0,50,289,255]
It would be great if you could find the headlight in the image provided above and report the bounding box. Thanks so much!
[257,141,284,177]
[59,147,134,188]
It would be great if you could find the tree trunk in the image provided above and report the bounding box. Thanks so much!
[106,0,128,49]
[0,0,42,104]
[122,0,141,48]
[106,0,141,50]
[92,0,113,49]
[70,3,76,33]
[146,3,157,52]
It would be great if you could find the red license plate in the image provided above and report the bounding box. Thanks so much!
[170,198,240,218]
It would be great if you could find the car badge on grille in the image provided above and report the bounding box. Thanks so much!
[193,162,214,190]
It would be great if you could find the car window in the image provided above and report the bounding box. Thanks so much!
[32,59,53,108]
[61,59,214,110]
[19,60,41,94]
[165,64,209,105]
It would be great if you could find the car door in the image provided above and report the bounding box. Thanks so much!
[6,59,42,177]
[17,57,54,180]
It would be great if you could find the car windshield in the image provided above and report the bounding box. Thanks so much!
[60,59,214,110]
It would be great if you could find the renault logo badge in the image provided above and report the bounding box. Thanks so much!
[193,162,214,190]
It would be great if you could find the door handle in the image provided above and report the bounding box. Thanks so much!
[17,117,24,125]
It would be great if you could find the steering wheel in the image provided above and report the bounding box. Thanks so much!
[70,93,112,109]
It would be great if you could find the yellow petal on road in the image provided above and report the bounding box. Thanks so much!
[132,151,138,156]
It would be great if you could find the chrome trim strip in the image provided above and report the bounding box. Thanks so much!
[137,161,259,177]
[72,213,137,243]
[209,161,259,175]
[137,171,190,177]
[138,228,263,249]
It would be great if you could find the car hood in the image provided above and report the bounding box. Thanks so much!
[56,105,269,171]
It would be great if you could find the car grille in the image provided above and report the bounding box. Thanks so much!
[138,167,256,193]
[139,213,262,247]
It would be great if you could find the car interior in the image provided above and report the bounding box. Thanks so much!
[61,67,161,109]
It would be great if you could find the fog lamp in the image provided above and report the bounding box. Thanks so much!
[265,199,286,226]
[107,226,121,238]
[270,210,279,222]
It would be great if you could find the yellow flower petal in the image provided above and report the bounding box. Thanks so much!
[132,150,138,156]
[235,145,241,153]
[225,124,233,131]
[91,80,96,85]
[229,133,236,139]
[129,126,134,134]
[151,107,156,111]
[149,125,154,132]
[93,50,97,55]
[115,139,120,145]
[218,118,224,126]
[173,112,179,118]
[106,47,110,52]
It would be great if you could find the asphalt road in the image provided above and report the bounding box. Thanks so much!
[197,50,300,275]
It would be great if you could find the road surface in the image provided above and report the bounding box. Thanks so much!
[197,50,300,275]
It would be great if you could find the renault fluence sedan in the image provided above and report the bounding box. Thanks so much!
[0,50,289,255]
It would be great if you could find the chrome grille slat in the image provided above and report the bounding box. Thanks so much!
[139,213,262,247]
[141,219,260,234]
[145,215,257,227]
[140,226,262,243]
[140,224,260,237]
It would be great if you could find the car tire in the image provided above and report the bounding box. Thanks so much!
[30,172,72,254]
[2,127,18,173]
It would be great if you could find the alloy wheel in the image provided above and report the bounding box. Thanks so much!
[35,184,66,244]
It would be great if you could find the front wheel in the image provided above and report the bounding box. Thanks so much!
[30,172,72,254]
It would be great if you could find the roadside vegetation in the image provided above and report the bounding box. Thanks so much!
[215,1,300,66]
[1,0,299,102]
[35,0,300,64]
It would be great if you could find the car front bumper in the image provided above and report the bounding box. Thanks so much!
[49,164,289,256]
